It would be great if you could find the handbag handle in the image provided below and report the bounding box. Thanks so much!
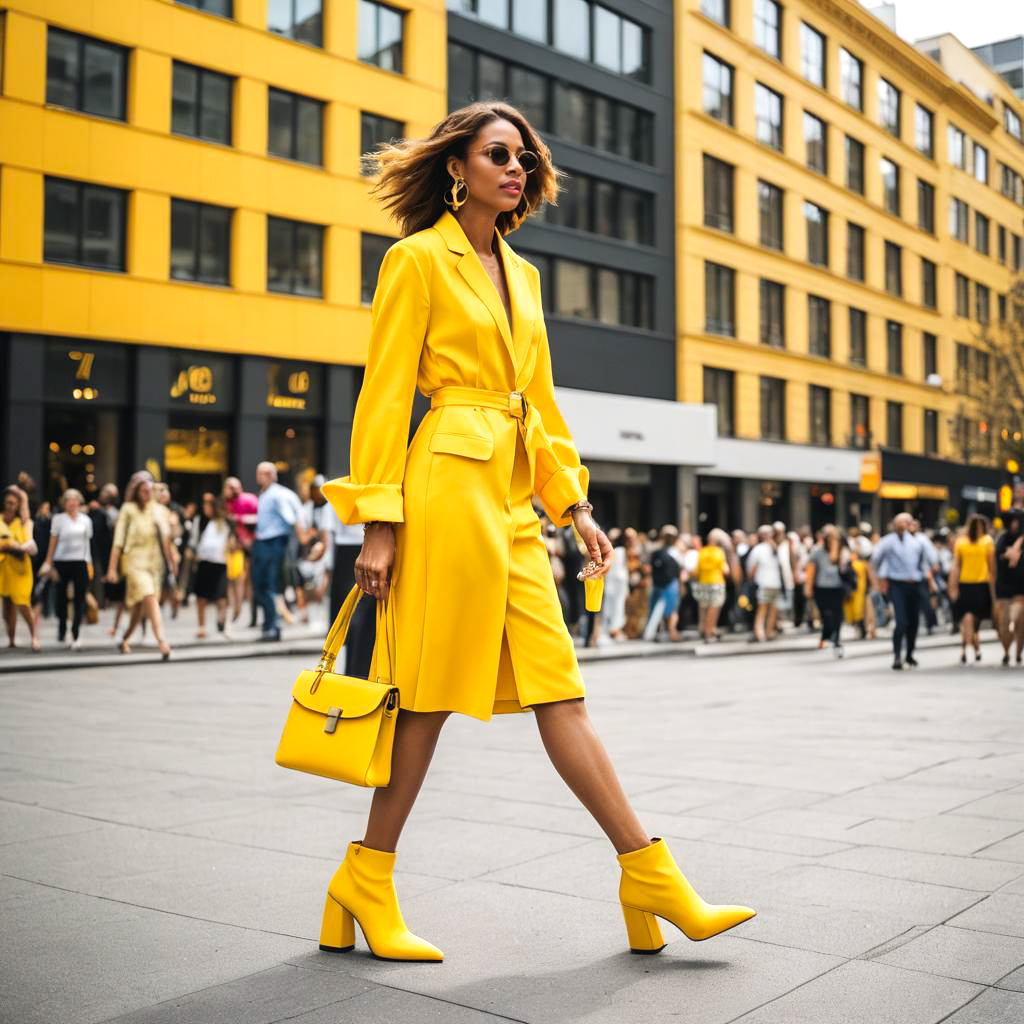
[316,582,393,682]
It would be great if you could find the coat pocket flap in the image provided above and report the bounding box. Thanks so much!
[292,670,398,718]
[428,431,494,460]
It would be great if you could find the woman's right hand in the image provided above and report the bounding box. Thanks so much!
[355,522,396,603]
[104,570,118,585]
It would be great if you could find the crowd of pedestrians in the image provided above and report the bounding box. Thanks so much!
[4,466,1024,672]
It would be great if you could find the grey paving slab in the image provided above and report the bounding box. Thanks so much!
[946,893,1024,938]
[949,785,1024,822]
[806,780,998,820]
[972,829,1024,863]
[730,958,981,1024]
[839,814,1024,856]
[0,799,102,846]
[871,924,1024,985]
[939,988,1024,1023]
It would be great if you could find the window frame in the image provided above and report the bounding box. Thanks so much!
[170,197,232,285]
[267,86,324,166]
[43,175,128,272]
[45,26,129,121]
[171,60,233,145]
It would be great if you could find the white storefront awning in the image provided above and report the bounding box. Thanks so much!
[702,438,863,484]
[554,388,716,467]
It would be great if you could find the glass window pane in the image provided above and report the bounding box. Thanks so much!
[46,30,80,109]
[554,0,590,61]
[594,6,621,73]
[597,267,620,324]
[82,186,123,270]
[556,259,593,318]
[377,6,403,70]
[200,72,231,142]
[171,200,198,280]
[268,89,293,157]
[476,0,509,28]
[508,66,547,130]
[295,98,322,164]
[478,54,505,99]
[172,63,197,135]
[621,20,647,80]
[447,42,475,102]
[554,83,591,146]
[294,223,322,295]
[44,179,80,263]
[82,41,123,119]
[268,0,291,34]
[199,206,230,283]
[512,0,548,43]
[267,217,293,292]
[357,0,377,60]
[294,0,324,46]
[594,180,616,237]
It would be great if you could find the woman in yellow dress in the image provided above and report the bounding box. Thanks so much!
[313,102,755,964]
[0,485,40,650]
[104,471,179,660]
[949,515,997,663]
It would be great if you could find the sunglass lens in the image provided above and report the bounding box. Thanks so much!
[488,145,511,166]
[519,151,539,172]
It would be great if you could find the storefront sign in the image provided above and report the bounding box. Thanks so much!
[859,453,881,493]
[878,483,949,501]
[169,353,234,409]
[44,339,128,404]
[266,361,322,416]
[962,485,998,504]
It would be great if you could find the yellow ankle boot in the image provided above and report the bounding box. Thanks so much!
[319,840,443,962]
[617,837,756,952]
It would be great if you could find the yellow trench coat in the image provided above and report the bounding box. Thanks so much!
[322,209,591,722]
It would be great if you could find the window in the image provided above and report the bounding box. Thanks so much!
[809,385,831,445]
[846,222,865,282]
[845,135,865,194]
[915,103,934,157]
[758,180,783,250]
[884,241,902,297]
[760,377,786,440]
[923,409,938,455]
[976,349,990,382]
[808,295,830,357]
[360,232,394,303]
[975,211,990,255]
[554,82,593,147]
[878,78,900,137]
[555,258,594,319]
[760,279,785,347]
[170,199,230,284]
[999,224,1007,264]
[46,28,127,120]
[1003,164,1024,206]
[509,65,549,131]
[547,78,652,163]
[588,4,651,81]
[268,88,323,165]
[703,367,735,438]
[800,22,825,88]
[703,156,734,232]
[956,342,971,390]
[702,53,734,126]
[358,0,402,71]
[880,157,900,216]
[804,112,827,174]
[753,0,781,59]
[921,257,937,309]
[554,0,590,59]
[361,112,404,174]
[948,123,966,169]
[976,282,990,324]
[917,178,935,233]
[700,0,730,28]
[839,48,862,110]
[755,83,783,151]
[886,320,902,375]
[850,393,870,449]
[1005,103,1022,143]
[538,255,652,327]
[1000,292,1008,323]
[43,176,126,271]
[270,0,323,46]
[177,0,233,13]
[923,331,937,378]
[955,272,970,317]
[949,197,968,243]
[849,307,867,366]
[267,215,324,296]
[171,61,232,144]
[974,142,988,183]
[886,401,903,449]
[805,201,828,266]
[705,262,736,336]
[1016,233,1024,272]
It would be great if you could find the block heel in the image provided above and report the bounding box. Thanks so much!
[622,905,666,954]
[318,895,355,953]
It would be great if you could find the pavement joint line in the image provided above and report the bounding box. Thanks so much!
[970,823,1024,855]
[0,870,317,944]
[465,836,601,883]
[857,923,935,959]
[934,986,1014,1024]
[792,861,1023,895]
[722,959,853,1024]
[0,824,106,850]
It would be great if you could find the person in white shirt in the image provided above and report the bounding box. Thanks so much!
[189,493,231,639]
[297,475,335,627]
[746,525,783,642]
[39,488,93,648]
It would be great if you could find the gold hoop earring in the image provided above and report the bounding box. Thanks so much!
[445,175,468,211]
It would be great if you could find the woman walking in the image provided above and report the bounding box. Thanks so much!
[0,485,40,650]
[805,525,850,656]
[105,471,179,659]
[694,528,739,642]
[189,493,232,639]
[949,515,996,664]
[995,510,1024,665]
[315,102,755,962]
[38,488,93,649]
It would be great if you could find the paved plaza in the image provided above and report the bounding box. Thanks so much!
[3,639,1024,1023]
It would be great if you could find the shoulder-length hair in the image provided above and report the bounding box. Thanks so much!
[124,471,153,509]
[365,101,563,238]
[967,514,989,542]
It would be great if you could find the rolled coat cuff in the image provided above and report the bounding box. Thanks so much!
[321,477,404,525]
[538,464,589,528]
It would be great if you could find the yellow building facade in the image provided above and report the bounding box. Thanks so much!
[677,0,1024,525]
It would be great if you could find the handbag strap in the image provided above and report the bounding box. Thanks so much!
[317,582,393,682]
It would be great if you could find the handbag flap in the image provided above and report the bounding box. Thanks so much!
[291,670,397,719]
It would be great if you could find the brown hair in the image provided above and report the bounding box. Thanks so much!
[967,514,989,543]
[365,101,563,238]
[124,470,153,509]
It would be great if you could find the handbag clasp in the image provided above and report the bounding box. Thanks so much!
[324,707,342,734]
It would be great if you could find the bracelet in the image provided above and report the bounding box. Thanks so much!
[563,500,594,518]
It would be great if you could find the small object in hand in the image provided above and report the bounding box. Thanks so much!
[577,560,601,581]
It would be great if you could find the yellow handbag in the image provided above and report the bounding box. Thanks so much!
[274,582,399,787]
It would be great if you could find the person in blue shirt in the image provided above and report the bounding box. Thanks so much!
[253,461,302,641]
[871,512,935,670]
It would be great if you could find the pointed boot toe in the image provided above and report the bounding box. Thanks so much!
[320,841,443,962]
[617,837,757,951]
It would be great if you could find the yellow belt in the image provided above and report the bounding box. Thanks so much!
[429,385,529,423]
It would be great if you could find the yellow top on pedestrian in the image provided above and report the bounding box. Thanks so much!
[696,545,727,585]
[954,534,994,583]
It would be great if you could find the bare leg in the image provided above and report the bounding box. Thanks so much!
[362,709,451,852]
[1014,600,1024,660]
[142,594,170,655]
[997,600,1011,656]
[706,603,722,638]
[121,604,143,643]
[4,599,15,646]
[196,597,208,637]
[17,604,39,649]
[533,697,649,855]
[754,603,766,641]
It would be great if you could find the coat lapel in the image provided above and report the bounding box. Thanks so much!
[433,210,522,379]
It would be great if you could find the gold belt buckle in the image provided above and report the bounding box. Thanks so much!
[510,390,528,421]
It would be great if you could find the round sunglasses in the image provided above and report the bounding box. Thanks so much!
[471,144,539,174]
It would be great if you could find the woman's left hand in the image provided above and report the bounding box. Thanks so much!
[571,512,614,580]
